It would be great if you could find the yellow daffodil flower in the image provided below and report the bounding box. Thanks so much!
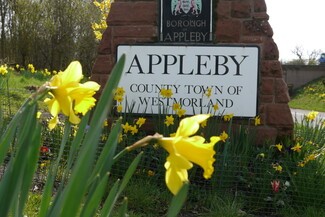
[275,143,283,152]
[118,133,123,143]
[136,117,146,127]
[254,116,261,126]
[158,114,220,195]
[223,113,234,122]
[305,111,319,121]
[28,64,35,73]
[147,170,155,177]
[36,111,42,119]
[291,143,302,152]
[44,61,100,130]
[172,103,181,111]
[219,131,228,142]
[177,108,186,117]
[114,94,123,102]
[103,119,108,127]
[297,161,305,167]
[130,125,138,135]
[160,88,173,98]
[117,104,123,113]
[0,64,8,75]
[305,154,316,162]
[115,87,125,96]
[272,163,282,172]
[165,115,174,126]
[213,103,219,111]
[122,122,132,133]
[205,87,212,98]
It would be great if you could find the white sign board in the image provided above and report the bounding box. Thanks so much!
[117,45,259,117]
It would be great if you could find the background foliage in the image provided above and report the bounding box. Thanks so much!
[0,0,100,74]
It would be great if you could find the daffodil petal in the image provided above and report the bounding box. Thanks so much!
[48,116,58,130]
[68,107,81,124]
[61,61,83,85]
[174,136,220,179]
[176,114,210,137]
[164,154,192,195]
[56,95,72,116]
[44,97,60,117]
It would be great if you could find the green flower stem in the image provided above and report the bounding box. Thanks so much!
[113,133,163,164]
[5,76,11,115]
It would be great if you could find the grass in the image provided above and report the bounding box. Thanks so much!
[289,77,325,112]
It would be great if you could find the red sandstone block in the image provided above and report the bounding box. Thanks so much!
[217,1,231,19]
[275,78,290,103]
[262,38,279,60]
[215,19,241,43]
[242,20,273,37]
[260,78,274,95]
[254,0,267,12]
[265,104,294,127]
[261,60,283,78]
[92,54,114,75]
[255,126,278,145]
[112,37,156,54]
[108,2,157,25]
[112,26,157,38]
[253,12,269,20]
[241,36,264,43]
[231,1,251,18]
[98,28,113,55]
[259,95,274,103]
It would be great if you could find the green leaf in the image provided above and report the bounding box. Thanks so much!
[103,152,143,216]
[100,179,120,217]
[117,197,128,217]
[0,103,39,216]
[118,152,143,195]
[167,182,189,217]
[80,173,109,217]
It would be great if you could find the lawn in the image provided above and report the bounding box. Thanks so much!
[289,77,325,112]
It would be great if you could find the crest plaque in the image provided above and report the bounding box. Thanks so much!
[160,0,212,43]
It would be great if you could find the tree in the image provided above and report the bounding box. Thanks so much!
[1,0,101,72]
[284,46,323,65]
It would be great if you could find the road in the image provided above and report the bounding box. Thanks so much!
[290,108,325,123]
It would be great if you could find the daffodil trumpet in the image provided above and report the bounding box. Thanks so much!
[126,114,221,195]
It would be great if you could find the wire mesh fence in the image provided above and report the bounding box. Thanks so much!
[1,87,325,216]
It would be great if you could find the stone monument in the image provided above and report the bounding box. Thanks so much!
[91,0,294,144]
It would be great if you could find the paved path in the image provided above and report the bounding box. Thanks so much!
[290,108,325,123]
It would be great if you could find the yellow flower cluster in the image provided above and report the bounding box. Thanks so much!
[0,64,8,75]
[28,64,35,73]
[114,87,125,113]
[305,111,319,121]
[171,102,186,118]
[92,0,111,40]
[122,117,146,137]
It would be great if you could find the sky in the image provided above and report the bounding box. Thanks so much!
[265,0,325,62]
